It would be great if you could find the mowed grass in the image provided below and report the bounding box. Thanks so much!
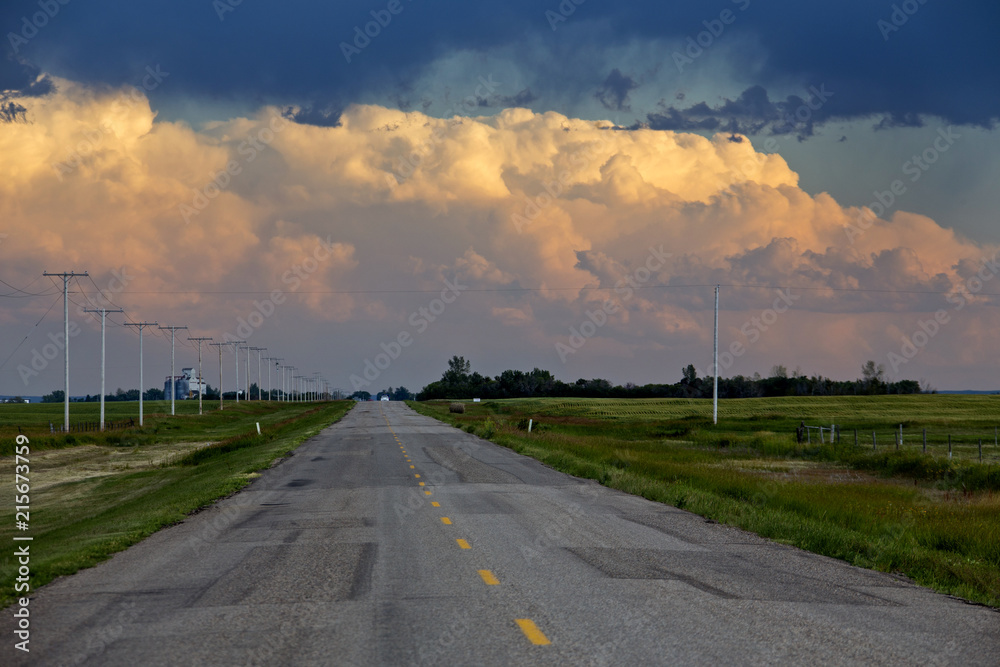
[0,400,353,608]
[409,396,1000,607]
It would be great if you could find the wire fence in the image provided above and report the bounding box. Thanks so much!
[801,423,999,464]
[48,418,137,434]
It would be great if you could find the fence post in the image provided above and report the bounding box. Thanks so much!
[854,429,858,447]
[899,424,902,449]
[979,439,983,463]
[923,429,926,454]
[948,434,952,460]
[873,431,877,451]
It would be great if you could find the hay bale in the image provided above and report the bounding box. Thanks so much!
[449,403,465,414]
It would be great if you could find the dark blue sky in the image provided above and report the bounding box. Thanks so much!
[3,0,998,131]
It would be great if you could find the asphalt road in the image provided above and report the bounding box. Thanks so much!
[6,401,998,665]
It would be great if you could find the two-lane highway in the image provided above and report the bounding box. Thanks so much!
[7,401,998,665]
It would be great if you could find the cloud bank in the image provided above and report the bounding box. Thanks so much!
[2,77,999,392]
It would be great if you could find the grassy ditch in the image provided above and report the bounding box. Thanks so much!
[408,397,1000,608]
[0,400,353,608]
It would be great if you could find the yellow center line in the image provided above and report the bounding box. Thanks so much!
[414,474,420,478]
[515,619,551,646]
[478,570,500,585]
[431,501,440,507]
[456,539,471,549]
[419,482,425,486]
[440,517,452,525]
[410,465,415,469]
[424,490,432,495]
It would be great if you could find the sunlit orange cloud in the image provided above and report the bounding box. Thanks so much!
[2,76,999,391]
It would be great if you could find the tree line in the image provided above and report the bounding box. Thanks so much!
[416,357,923,400]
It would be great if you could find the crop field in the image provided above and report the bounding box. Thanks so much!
[0,400,353,608]
[409,395,1000,607]
[484,395,1000,464]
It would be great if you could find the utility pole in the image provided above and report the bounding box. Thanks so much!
[43,271,88,432]
[209,343,226,410]
[188,336,212,415]
[265,357,281,401]
[83,307,123,431]
[282,366,293,402]
[250,347,265,400]
[243,344,251,400]
[159,326,188,416]
[713,284,719,426]
[124,321,157,426]
[229,340,246,402]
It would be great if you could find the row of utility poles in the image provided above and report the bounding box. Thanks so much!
[44,270,332,432]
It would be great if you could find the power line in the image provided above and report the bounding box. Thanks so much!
[0,274,60,298]
[0,292,63,376]
[84,284,1000,297]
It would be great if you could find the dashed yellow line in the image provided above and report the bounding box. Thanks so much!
[424,490,432,495]
[456,539,471,549]
[431,501,440,507]
[515,619,551,646]
[419,482,425,486]
[440,517,452,525]
[478,570,499,585]
[410,465,415,469]
[414,474,420,478]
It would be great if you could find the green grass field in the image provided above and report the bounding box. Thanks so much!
[409,395,1000,608]
[0,399,310,454]
[0,400,353,608]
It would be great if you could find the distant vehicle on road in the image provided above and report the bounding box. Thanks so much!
[380,395,389,401]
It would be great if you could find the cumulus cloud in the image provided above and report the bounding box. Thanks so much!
[2,77,998,392]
